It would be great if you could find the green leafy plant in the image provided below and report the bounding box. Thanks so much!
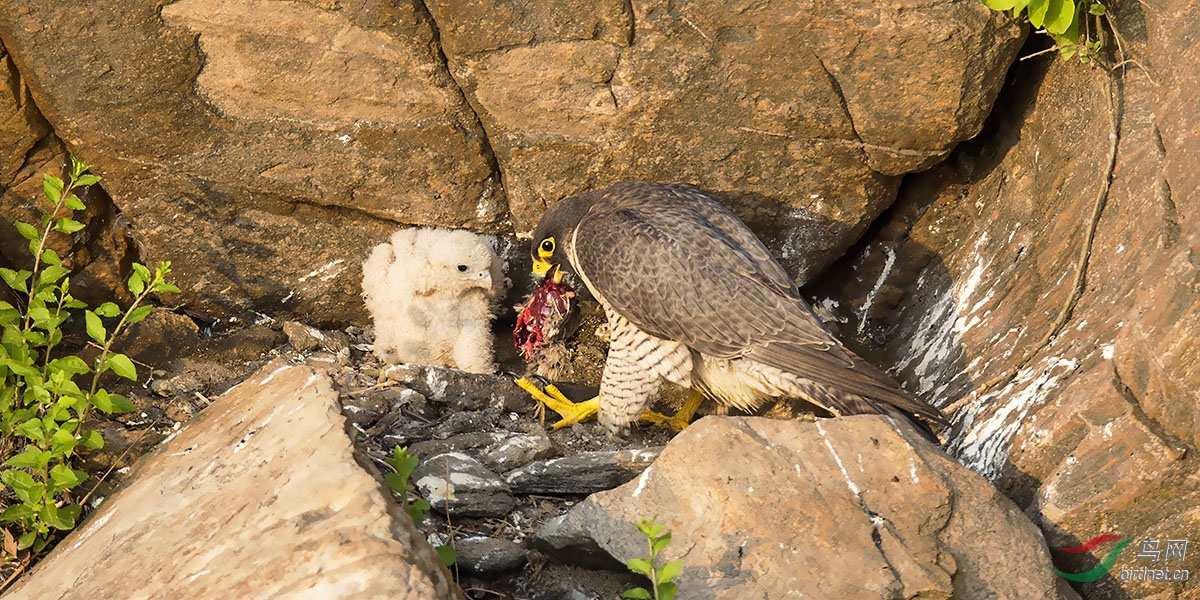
[0,157,179,557]
[383,445,457,568]
[983,0,1108,61]
[622,517,682,600]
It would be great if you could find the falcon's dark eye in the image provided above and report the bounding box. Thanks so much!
[539,238,555,257]
[457,265,468,272]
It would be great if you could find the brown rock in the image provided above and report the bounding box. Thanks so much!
[429,0,1023,280]
[535,416,1071,599]
[3,360,463,599]
[0,0,500,323]
[807,3,1200,598]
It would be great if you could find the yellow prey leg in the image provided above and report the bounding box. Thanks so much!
[514,377,599,430]
[639,390,704,432]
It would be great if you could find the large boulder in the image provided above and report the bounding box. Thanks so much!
[535,416,1074,599]
[427,0,1024,280]
[2,360,463,600]
[807,2,1200,598]
[0,1,500,323]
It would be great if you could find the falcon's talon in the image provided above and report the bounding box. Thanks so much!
[514,377,599,430]
[639,390,704,432]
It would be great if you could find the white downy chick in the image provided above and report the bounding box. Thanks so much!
[362,227,506,373]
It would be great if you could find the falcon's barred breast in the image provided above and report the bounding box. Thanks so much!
[529,180,944,433]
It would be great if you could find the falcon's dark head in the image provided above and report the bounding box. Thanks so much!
[530,189,601,282]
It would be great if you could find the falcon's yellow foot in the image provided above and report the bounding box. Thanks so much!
[514,377,599,430]
[638,390,704,432]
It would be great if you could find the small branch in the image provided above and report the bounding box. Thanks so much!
[1019,45,1061,61]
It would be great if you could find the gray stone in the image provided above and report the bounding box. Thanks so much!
[283,321,325,353]
[383,363,536,413]
[454,536,527,575]
[409,429,555,473]
[505,448,662,495]
[413,452,516,518]
[2,360,463,600]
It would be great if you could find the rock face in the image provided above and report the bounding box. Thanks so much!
[428,0,1024,280]
[535,416,1073,599]
[0,1,500,322]
[0,0,1021,322]
[807,2,1200,598]
[2,361,462,600]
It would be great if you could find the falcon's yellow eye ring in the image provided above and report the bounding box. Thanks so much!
[538,238,555,258]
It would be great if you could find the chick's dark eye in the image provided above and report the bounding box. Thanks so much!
[540,239,554,253]
[457,265,468,272]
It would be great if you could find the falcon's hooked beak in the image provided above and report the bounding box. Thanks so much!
[532,260,566,284]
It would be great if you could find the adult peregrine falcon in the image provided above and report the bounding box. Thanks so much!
[516,180,943,433]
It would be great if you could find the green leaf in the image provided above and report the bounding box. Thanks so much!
[49,355,91,376]
[1028,0,1051,27]
[1,504,36,525]
[43,174,63,204]
[385,472,407,494]
[38,264,71,288]
[90,389,114,413]
[1089,1,1106,14]
[63,193,86,211]
[80,429,104,449]
[0,268,31,293]
[652,531,672,555]
[55,218,86,234]
[11,480,44,506]
[658,560,683,583]
[127,272,145,296]
[51,428,79,457]
[105,353,137,381]
[27,305,51,324]
[94,301,121,318]
[152,282,181,294]
[49,464,87,489]
[70,156,92,178]
[85,310,107,345]
[132,262,151,282]
[657,581,678,600]
[1044,0,1075,34]
[983,0,1018,9]
[41,501,78,530]
[14,220,40,242]
[74,173,101,187]
[107,392,136,414]
[40,247,61,266]
[5,448,51,470]
[436,545,458,567]
[15,418,46,442]
[626,558,654,577]
[1,470,35,492]
[621,588,652,599]
[126,305,154,325]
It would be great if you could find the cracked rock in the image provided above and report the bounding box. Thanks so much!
[537,416,1074,600]
[505,448,662,495]
[413,452,516,518]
